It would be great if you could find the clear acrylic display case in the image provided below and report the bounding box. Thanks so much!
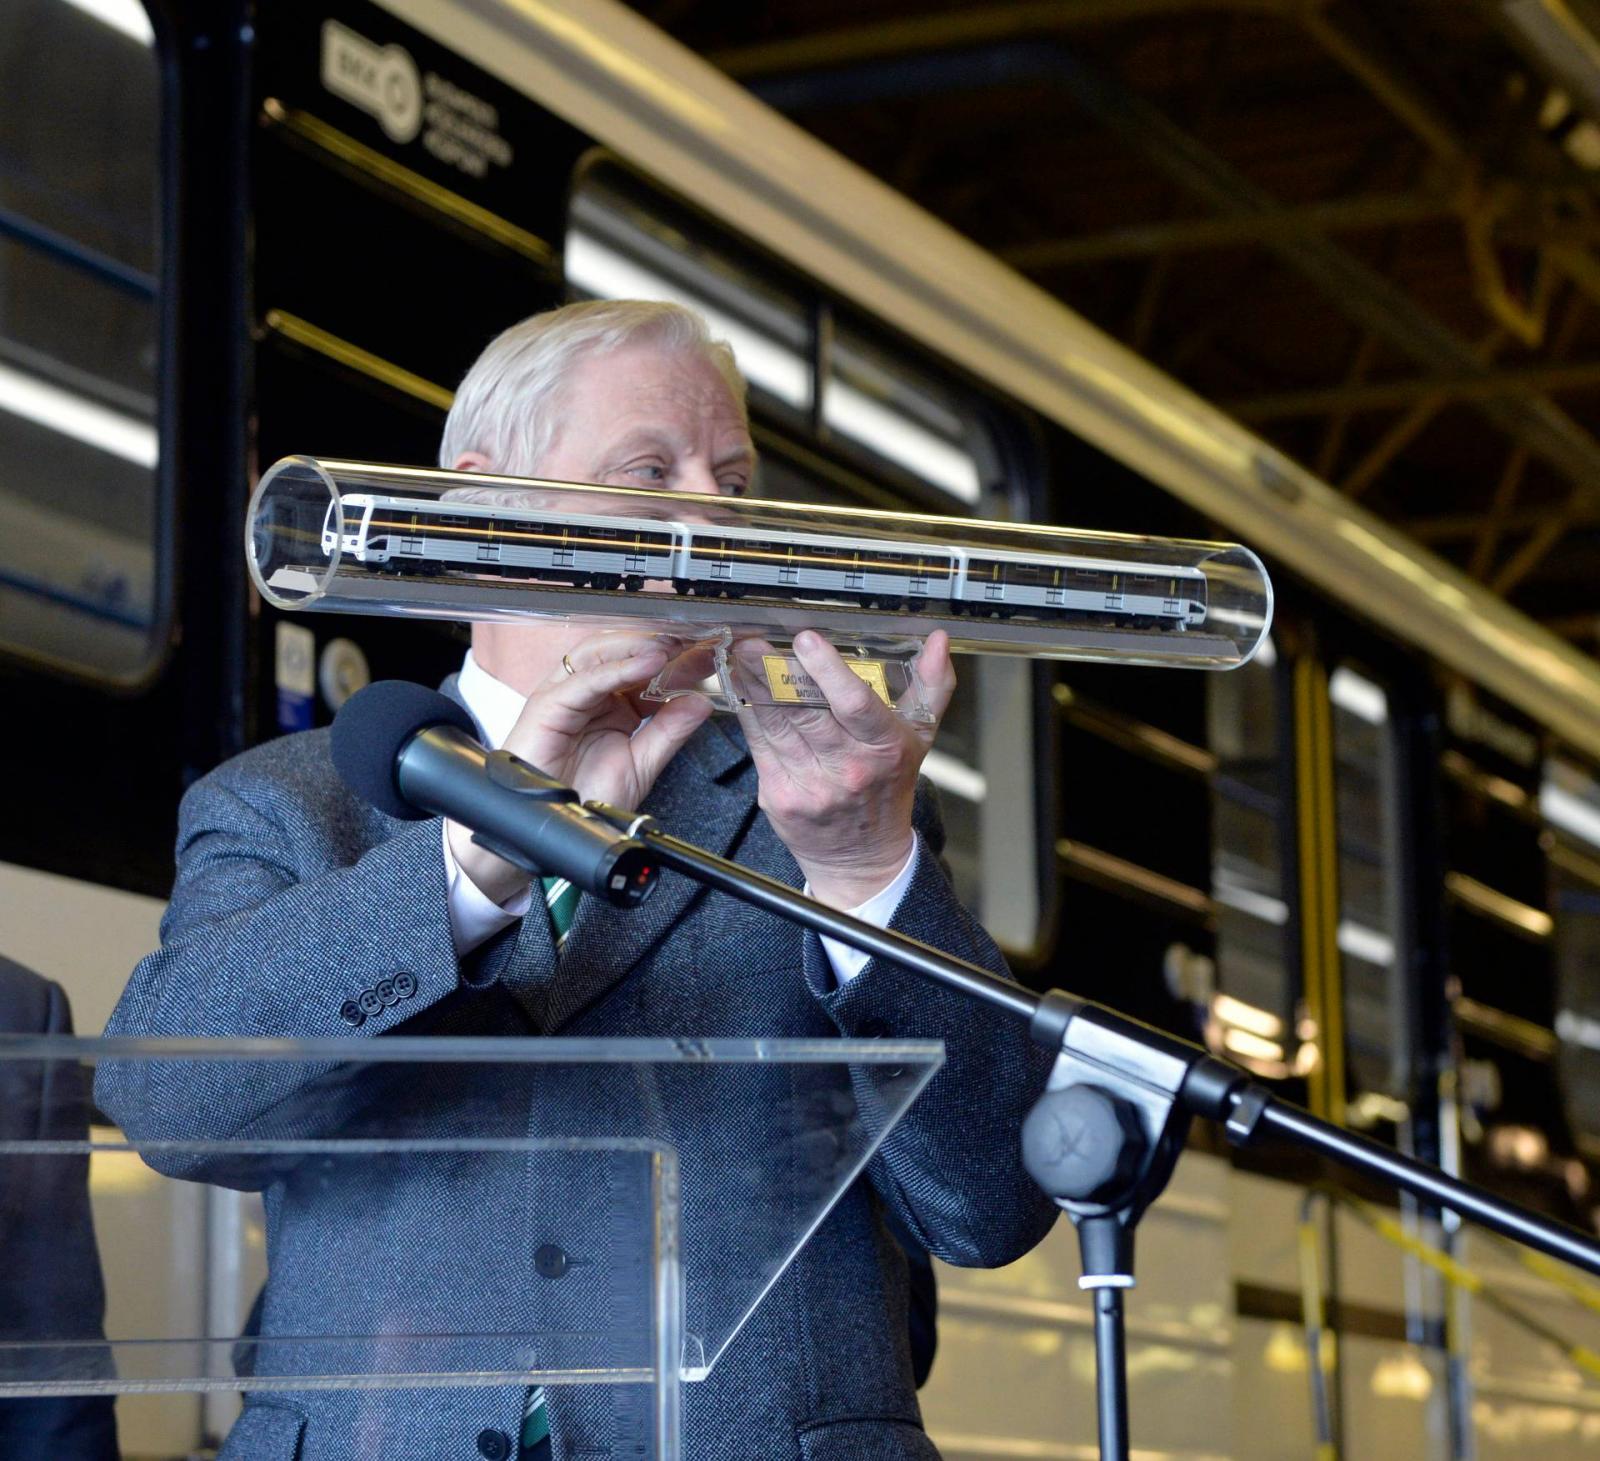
[0,1034,942,1459]
[247,458,1273,719]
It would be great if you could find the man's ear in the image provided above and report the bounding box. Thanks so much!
[452,451,492,472]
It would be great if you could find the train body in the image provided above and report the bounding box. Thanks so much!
[323,492,1210,627]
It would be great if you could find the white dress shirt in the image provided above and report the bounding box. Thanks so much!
[440,651,918,983]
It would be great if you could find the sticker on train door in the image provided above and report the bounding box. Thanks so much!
[275,620,316,732]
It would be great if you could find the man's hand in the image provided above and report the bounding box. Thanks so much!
[447,631,712,904]
[737,630,955,909]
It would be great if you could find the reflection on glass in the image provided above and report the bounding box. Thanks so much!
[57,0,154,47]
[1207,636,1292,1071]
[0,0,160,676]
[1329,664,1407,1102]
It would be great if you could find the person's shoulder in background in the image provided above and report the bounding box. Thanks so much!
[0,955,70,1036]
[0,954,121,1461]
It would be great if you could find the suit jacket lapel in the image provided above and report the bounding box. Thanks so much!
[543,716,756,1033]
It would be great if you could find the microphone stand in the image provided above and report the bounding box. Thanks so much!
[584,802,1600,1461]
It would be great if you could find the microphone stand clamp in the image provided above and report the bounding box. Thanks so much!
[1022,990,1249,1461]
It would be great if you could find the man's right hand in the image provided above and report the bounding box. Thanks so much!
[446,631,712,904]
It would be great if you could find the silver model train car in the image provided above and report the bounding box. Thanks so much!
[324,494,678,590]
[321,493,1208,628]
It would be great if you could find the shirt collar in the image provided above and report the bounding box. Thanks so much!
[456,649,527,750]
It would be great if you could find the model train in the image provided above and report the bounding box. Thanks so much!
[321,492,1210,627]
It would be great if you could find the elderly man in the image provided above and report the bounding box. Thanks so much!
[99,299,1055,1460]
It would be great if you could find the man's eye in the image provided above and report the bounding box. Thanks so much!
[627,462,667,481]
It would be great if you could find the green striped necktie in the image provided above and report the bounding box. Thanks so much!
[543,875,580,946]
[520,875,578,1458]
[520,1384,550,1456]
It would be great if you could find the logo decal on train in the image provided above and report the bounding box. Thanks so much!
[320,19,423,143]
[319,19,514,179]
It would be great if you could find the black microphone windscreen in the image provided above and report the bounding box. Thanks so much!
[331,680,479,820]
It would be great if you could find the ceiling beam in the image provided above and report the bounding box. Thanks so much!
[1339,327,1507,503]
[1542,612,1600,641]
[1469,445,1532,578]
[1298,8,1471,171]
[1340,391,1453,500]
[710,0,1298,79]
[1464,292,1591,574]
[745,36,1600,521]
[1000,192,1456,269]
[731,17,1600,590]
[1015,47,1600,513]
[1492,502,1577,594]
[1227,357,1600,420]
[1408,503,1555,545]
[1301,8,1600,317]
[1315,332,1381,478]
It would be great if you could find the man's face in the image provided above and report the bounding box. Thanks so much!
[536,342,755,498]
[462,338,757,689]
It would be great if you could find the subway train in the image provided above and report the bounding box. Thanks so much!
[4,0,1600,1457]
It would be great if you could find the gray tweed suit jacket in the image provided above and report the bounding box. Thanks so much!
[97,681,1056,1461]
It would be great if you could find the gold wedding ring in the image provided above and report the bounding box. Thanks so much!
[561,652,577,678]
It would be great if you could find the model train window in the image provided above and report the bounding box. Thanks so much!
[1328,665,1410,1113]
[563,159,1046,950]
[1546,758,1600,1155]
[0,0,163,680]
[1206,637,1296,1076]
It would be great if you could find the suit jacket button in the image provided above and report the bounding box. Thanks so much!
[476,1428,511,1460]
[534,1243,569,1279]
[858,1018,889,1039]
[338,1001,365,1028]
[393,972,418,999]
[357,988,383,1016]
[375,978,397,1007]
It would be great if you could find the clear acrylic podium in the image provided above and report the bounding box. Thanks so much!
[0,1034,943,1458]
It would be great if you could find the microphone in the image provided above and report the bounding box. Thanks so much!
[330,680,659,907]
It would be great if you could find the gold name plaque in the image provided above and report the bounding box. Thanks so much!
[762,654,892,708]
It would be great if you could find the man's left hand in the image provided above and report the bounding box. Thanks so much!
[737,630,955,909]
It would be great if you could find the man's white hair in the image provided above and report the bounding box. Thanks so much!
[439,298,747,476]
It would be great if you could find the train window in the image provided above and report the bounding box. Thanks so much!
[1546,758,1600,1155]
[1440,695,1558,1196]
[1206,637,1295,1074]
[1544,757,1600,851]
[825,323,992,509]
[1328,664,1410,1110]
[567,164,814,418]
[564,160,1045,949]
[0,0,163,680]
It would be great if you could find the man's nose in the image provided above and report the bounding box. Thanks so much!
[675,461,722,497]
